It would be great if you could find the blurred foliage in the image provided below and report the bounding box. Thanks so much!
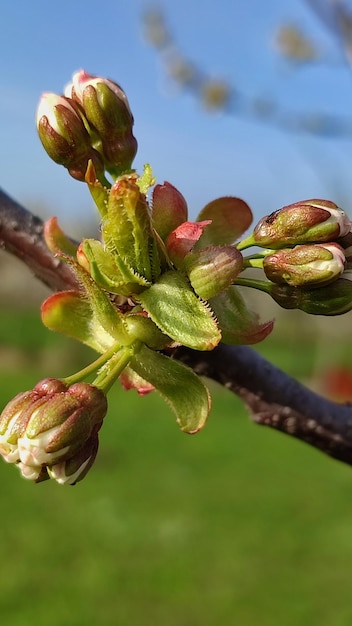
[2,364,352,624]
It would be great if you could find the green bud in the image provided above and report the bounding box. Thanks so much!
[269,269,352,315]
[253,199,351,248]
[184,245,243,299]
[36,93,104,181]
[263,243,346,287]
[67,69,137,173]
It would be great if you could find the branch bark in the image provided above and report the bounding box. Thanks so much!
[1,188,352,466]
[0,188,79,292]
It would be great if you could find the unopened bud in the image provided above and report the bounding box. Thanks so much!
[0,379,107,484]
[36,93,104,180]
[253,199,351,248]
[269,269,352,315]
[67,69,137,173]
[48,432,99,485]
[263,243,346,287]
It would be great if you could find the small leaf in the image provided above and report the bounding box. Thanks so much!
[197,197,253,245]
[77,239,151,295]
[41,291,115,352]
[130,344,211,433]
[209,286,274,345]
[85,160,110,218]
[138,271,221,350]
[51,256,130,346]
[44,217,78,258]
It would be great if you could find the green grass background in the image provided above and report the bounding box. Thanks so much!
[1,310,352,626]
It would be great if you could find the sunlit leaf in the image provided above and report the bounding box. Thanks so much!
[130,344,211,433]
[138,271,221,350]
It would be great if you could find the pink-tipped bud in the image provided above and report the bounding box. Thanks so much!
[253,199,351,248]
[36,93,104,180]
[263,243,346,287]
[67,69,137,173]
[0,379,107,484]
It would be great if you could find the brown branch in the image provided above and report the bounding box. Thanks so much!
[0,188,79,292]
[175,344,352,466]
[1,188,352,466]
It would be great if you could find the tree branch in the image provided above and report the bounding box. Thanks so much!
[175,344,352,465]
[0,188,79,292]
[1,188,352,466]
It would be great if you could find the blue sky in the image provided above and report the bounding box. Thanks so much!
[2,0,352,233]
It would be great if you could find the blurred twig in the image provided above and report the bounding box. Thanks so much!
[143,5,352,137]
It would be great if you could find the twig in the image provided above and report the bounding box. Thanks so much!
[0,188,79,292]
[1,188,352,466]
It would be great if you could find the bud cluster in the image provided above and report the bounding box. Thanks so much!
[0,379,107,485]
[237,199,352,315]
[37,70,137,181]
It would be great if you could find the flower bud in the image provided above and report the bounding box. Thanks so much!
[268,269,352,315]
[36,93,104,180]
[0,379,107,483]
[263,243,346,287]
[67,69,137,173]
[253,200,351,248]
[48,432,99,485]
[0,378,66,464]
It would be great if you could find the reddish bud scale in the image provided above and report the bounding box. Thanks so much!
[151,182,188,241]
[165,220,212,269]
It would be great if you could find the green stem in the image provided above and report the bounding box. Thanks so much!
[243,258,264,269]
[93,341,141,393]
[235,276,272,294]
[63,340,123,386]
[236,234,256,251]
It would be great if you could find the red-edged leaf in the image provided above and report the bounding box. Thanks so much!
[209,286,274,345]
